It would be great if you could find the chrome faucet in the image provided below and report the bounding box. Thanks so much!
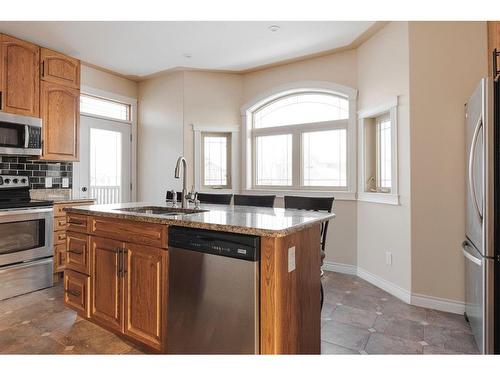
[174,156,189,208]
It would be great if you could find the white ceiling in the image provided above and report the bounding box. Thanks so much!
[0,21,374,78]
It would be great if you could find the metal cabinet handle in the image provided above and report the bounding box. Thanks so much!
[468,116,483,222]
[0,91,2,110]
[122,249,128,276]
[41,61,45,77]
[461,241,482,266]
[117,248,123,277]
[65,289,81,297]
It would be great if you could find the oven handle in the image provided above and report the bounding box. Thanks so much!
[24,125,30,149]
[0,208,53,217]
[0,257,53,272]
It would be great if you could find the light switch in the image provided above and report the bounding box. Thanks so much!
[62,177,69,188]
[45,177,52,188]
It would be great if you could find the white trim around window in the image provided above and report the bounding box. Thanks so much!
[240,81,358,200]
[193,124,240,193]
[357,97,399,205]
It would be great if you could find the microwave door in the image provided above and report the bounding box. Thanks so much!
[466,80,485,255]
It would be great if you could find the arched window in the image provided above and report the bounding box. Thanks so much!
[243,85,355,192]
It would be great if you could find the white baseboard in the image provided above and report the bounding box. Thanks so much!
[357,267,411,304]
[323,261,357,275]
[323,263,465,314]
[411,293,465,315]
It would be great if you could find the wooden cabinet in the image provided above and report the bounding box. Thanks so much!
[123,243,167,351]
[41,48,80,89]
[64,270,90,317]
[90,236,123,332]
[0,34,40,117]
[64,214,168,352]
[40,81,80,161]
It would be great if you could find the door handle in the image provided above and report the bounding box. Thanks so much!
[81,187,88,192]
[461,241,482,266]
[468,116,483,222]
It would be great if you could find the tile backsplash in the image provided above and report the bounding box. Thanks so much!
[0,156,72,189]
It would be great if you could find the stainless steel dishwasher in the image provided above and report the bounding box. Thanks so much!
[167,226,260,354]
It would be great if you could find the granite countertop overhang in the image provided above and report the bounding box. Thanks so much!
[65,201,336,237]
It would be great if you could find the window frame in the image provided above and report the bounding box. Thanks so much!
[80,93,132,123]
[200,131,232,190]
[241,82,357,199]
[375,113,392,192]
[357,97,399,205]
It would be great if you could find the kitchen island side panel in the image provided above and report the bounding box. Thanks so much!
[260,224,321,354]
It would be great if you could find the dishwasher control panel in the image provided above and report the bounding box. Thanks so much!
[168,226,260,261]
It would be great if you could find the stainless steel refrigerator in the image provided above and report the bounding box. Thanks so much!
[463,57,499,353]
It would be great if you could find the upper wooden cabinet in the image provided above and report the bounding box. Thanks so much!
[40,80,80,161]
[0,34,40,117]
[41,48,80,89]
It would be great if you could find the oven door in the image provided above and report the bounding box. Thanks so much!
[0,208,53,267]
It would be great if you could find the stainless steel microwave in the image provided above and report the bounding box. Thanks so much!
[0,112,42,156]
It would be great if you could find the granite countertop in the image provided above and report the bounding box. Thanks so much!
[51,198,96,204]
[65,201,336,237]
[29,188,95,204]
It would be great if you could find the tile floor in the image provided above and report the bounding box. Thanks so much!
[0,271,479,354]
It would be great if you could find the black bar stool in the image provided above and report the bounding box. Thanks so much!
[197,193,233,205]
[284,195,335,310]
[234,194,276,208]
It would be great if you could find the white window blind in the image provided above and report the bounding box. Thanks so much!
[80,94,130,121]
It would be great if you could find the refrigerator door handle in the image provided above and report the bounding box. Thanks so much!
[468,116,483,222]
[462,241,483,266]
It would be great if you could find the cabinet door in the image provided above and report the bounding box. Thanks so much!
[41,48,80,89]
[40,81,80,161]
[0,34,39,116]
[90,236,123,332]
[123,243,167,351]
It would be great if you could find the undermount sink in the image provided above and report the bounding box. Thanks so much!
[115,206,208,216]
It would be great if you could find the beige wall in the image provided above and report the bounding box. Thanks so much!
[182,71,243,188]
[137,72,184,202]
[81,64,138,98]
[356,22,412,291]
[409,22,488,301]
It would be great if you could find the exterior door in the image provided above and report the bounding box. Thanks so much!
[74,115,131,204]
[90,236,123,332]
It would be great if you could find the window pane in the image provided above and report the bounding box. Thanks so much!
[377,119,392,190]
[90,128,122,204]
[254,93,348,129]
[81,95,130,121]
[303,129,347,187]
[256,134,292,186]
[203,135,228,186]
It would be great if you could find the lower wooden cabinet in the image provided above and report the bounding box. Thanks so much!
[86,235,168,351]
[64,270,90,317]
[123,243,168,351]
[90,236,123,332]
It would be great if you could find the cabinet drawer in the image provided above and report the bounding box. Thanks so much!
[54,202,95,217]
[67,213,89,233]
[54,216,67,231]
[90,217,167,248]
[64,270,89,317]
[66,231,90,275]
[54,230,67,245]
[54,243,66,273]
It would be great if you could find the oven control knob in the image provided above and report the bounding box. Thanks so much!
[12,178,19,184]
[21,178,27,184]
[4,178,10,184]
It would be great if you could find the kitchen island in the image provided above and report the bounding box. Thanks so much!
[63,202,335,354]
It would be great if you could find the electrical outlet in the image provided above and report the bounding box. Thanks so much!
[288,246,296,272]
[45,177,52,188]
[385,251,392,266]
[62,177,69,188]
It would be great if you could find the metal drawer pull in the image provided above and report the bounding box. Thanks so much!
[69,218,86,226]
[65,289,81,297]
[66,248,83,255]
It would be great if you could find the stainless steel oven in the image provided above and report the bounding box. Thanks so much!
[0,111,42,156]
[0,207,54,300]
